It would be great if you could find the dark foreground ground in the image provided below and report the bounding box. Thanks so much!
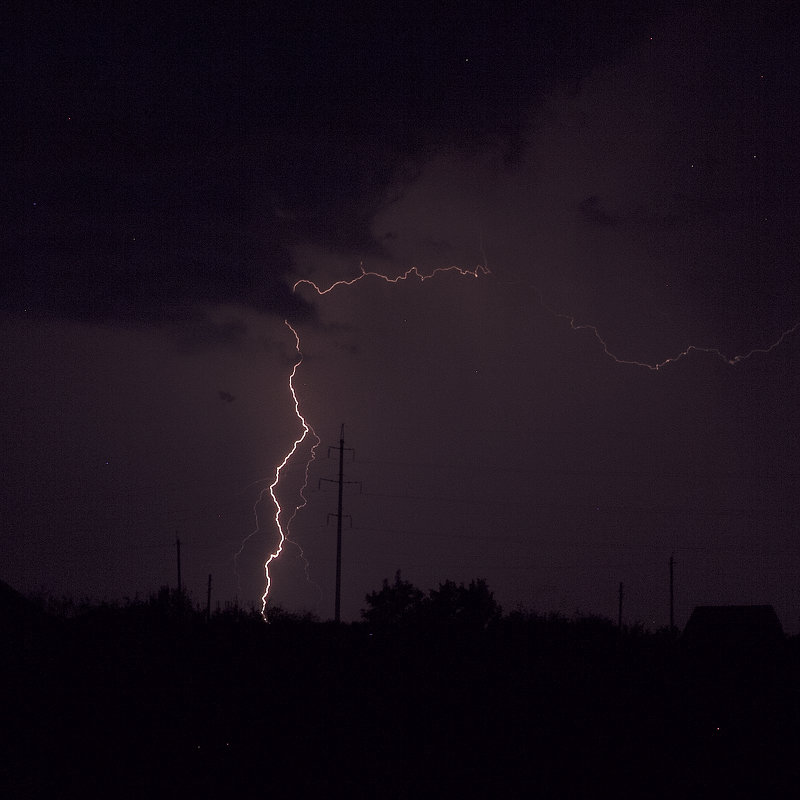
[2,599,799,799]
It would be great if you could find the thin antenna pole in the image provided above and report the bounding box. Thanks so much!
[669,555,675,631]
[176,536,182,594]
[335,424,345,624]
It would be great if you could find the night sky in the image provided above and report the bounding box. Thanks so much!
[4,1,800,629]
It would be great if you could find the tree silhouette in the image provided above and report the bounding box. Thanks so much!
[423,578,501,631]
[362,574,501,633]
[362,570,424,628]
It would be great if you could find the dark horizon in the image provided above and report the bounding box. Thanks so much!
[5,575,798,797]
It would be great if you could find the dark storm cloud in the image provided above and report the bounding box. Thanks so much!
[362,0,800,367]
[5,1,668,326]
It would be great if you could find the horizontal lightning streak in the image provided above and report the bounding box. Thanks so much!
[301,266,798,369]
[561,314,800,370]
[516,282,800,370]
[293,263,491,295]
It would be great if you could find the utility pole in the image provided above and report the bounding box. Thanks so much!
[206,573,212,623]
[669,554,675,631]
[320,424,359,623]
[334,425,345,623]
[176,536,182,595]
[618,581,624,629]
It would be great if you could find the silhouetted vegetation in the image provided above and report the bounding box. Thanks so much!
[362,571,501,633]
[2,577,798,798]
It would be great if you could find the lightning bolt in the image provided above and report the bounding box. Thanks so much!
[299,264,798,369]
[242,263,489,619]
[244,260,798,619]
[539,295,800,370]
[281,432,323,601]
[234,320,318,621]
[491,278,799,371]
[293,262,491,294]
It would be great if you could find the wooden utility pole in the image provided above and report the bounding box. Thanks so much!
[618,581,624,629]
[334,425,345,623]
[206,573,212,623]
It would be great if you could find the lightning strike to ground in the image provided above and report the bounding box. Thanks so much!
[245,261,798,619]
[234,320,318,620]
[247,263,490,619]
